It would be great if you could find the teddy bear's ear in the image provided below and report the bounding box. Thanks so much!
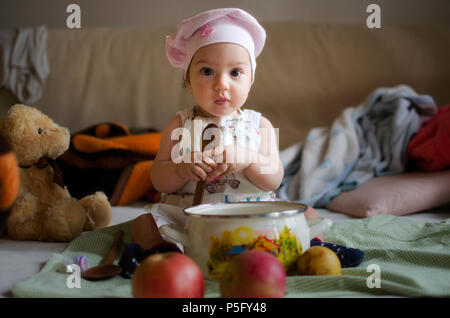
[0,105,35,166]
[0,105,26,138]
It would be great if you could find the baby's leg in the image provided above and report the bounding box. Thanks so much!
[304,206,318,220]
[131,213,169,250]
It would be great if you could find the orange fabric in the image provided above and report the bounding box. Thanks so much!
[73,135,127,153]
[95,124,111,138]
[93,121,131,137]
[66,122,162,206]
[117,160,156,206]
[0,152,19,210]
[73,132,162,156]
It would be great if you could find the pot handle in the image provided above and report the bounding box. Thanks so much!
[307,217,333,240]
[159,224,190,247]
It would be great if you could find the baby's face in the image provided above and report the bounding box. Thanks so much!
[187,43,252,117]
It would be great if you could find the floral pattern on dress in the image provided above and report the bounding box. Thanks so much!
[219,115,260,151]
[205,174,241,194]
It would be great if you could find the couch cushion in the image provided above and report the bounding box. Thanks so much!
[1,22,449,149]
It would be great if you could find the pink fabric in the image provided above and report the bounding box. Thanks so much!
[165,8,266,81]
[406,105,450,171]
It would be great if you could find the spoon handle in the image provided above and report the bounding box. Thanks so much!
[193,123,218,206]
[193,181,205,206]
[101,230,124,265]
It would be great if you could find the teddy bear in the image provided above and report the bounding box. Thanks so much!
[0,104,113,242]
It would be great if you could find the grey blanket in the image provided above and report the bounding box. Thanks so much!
[277,85,437,207]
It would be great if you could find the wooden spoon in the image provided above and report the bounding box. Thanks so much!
[193,123,218,206]
[82,230,124,281]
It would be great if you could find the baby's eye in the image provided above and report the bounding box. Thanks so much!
[230,69,241,77]
[200,67,213,76]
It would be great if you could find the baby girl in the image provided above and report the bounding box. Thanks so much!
[152,8,283,206]
[131,8,319,253]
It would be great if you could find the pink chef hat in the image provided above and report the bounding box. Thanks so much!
[165,8,266,82]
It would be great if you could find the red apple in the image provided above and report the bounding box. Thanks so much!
[132,252,204,298]
[219,250,286,298]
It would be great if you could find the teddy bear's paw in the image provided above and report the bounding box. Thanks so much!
[5,193,39,240]
[80,191,113,230]
[33,198,86,241]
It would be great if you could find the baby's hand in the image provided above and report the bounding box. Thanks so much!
[175,151,217,182]
[204,145,253,181]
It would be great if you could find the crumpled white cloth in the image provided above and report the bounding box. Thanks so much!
[147,203,187,251]
[278,85,437,207]
[0,25,49,105]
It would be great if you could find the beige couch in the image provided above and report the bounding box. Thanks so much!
[1,21,449,150]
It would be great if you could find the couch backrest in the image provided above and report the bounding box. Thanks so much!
[1,22,449,149]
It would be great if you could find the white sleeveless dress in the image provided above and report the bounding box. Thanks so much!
[160,106,276,208]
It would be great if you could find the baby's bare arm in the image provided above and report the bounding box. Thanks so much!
[151,116,217,193]
[243,116,284,191]
[151,116,189,193]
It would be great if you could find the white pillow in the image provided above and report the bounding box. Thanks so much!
[326,170,450,217]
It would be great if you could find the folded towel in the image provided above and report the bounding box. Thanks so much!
[11,213,450,297]
[0,26,49,104]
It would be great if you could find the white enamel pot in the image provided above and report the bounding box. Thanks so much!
[159,201,332,280]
